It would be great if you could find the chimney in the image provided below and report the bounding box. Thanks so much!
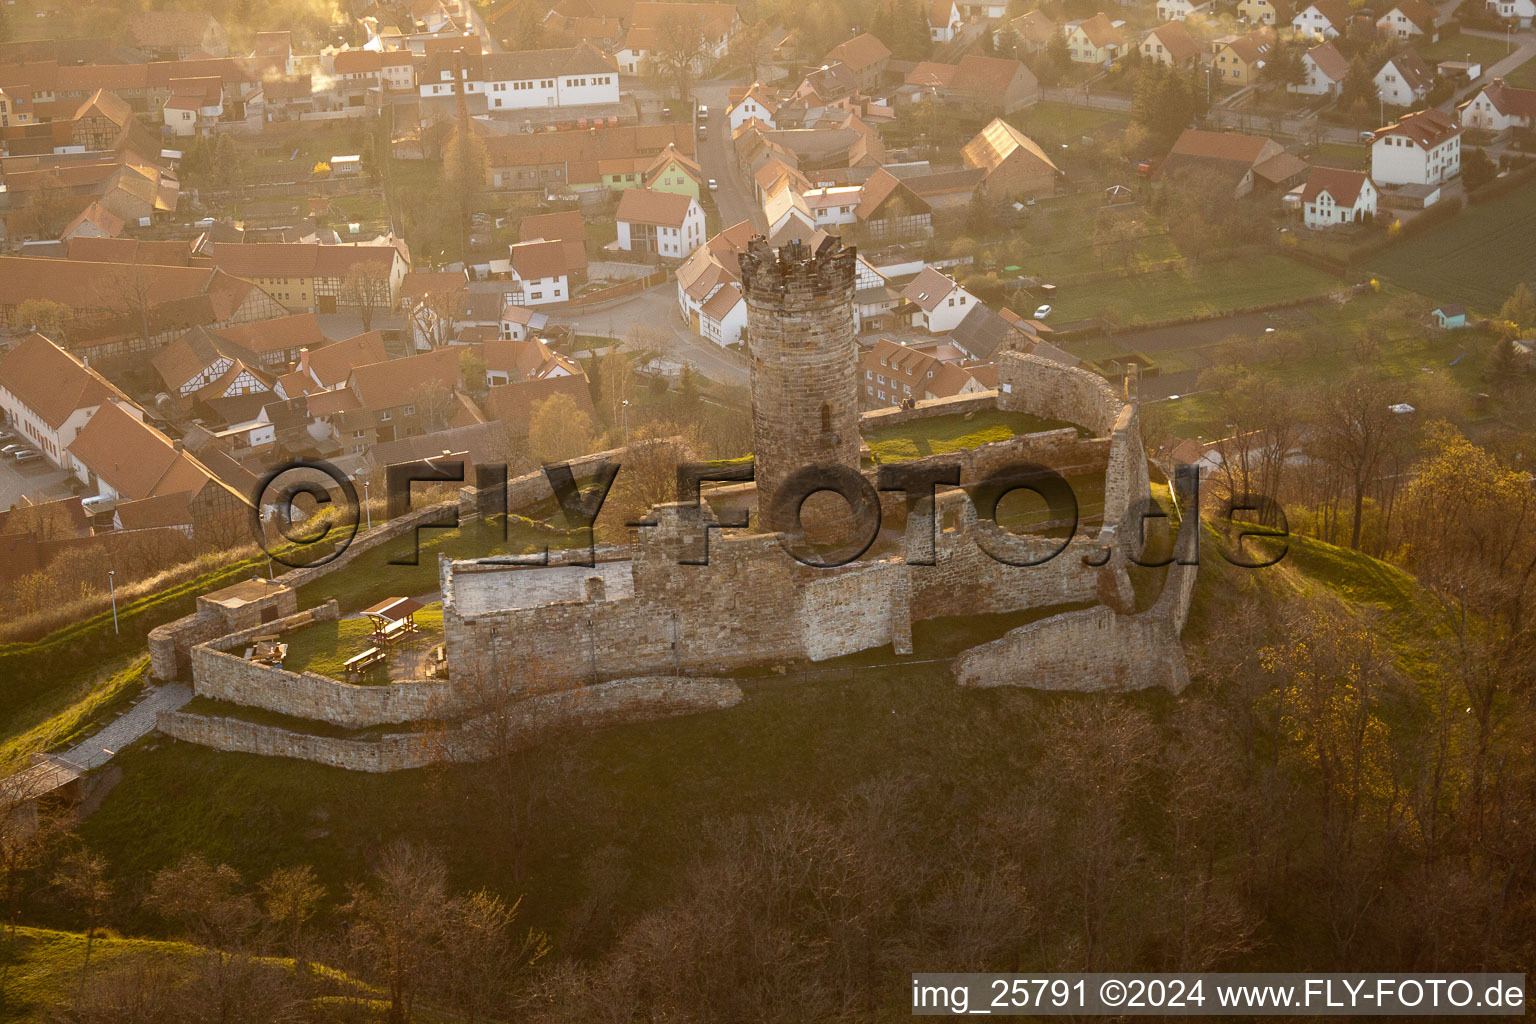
[298,347,311,373]
[173,439,184,453]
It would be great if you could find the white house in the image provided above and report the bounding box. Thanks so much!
[1462,76,1536,131]
[0,333,140,471]
[418,42,619,110]
[1372,107,1463,185]
[1291,0,1350,38]
[799,185,865,229]
[1290,41,1348,95]
[615,188,704,258]
[929,0,963,41]
[1376,1,1436,39]
[900,266,978,334]
[1486,0,1536,26]
[499,301,549,341]
[727,82,780,133]
[505,238,572,305]
[1375,49,1434,108]
[1155,0,1209,19]
[1300,167,1378,227]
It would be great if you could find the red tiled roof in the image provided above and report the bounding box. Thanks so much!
[1481,77,1536,117]
[615,186,695,227]
[1300,166,1372,206]
[0,333,131,430]
[485,372,594,430]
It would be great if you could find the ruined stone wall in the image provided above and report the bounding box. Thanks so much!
[951,501,1200,693]
[189,600,462,729]
[859,392,1000,429]
[149,580,298,681]
[995,352,1124,437]
[158,677,745,772]
[742,236,861,533]
[797,559,908,662]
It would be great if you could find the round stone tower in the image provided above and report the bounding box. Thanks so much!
[739,234,860,534]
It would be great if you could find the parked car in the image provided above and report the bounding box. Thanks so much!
[0,430,13,443]
[0,443,26,455]
[708,178,718,191]
[698,104,709,119]
[697,124,708,138]
[1033,304,1053,320]
[662,105,673,119]
[13,449,42,463]
[1358,130,1376,142]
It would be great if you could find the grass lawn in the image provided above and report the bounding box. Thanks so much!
[863,409,1083,462]
[1009,101,1128,146]
[1051,254,1342,325]
[1502,55,1536,89]
[1418,32,1515,69]
[0,658,147,766]
[281,605,445,682]
[1368,178,1536,314]
[1313,142,1369,169]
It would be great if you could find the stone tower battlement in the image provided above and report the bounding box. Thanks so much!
[740,234,861,533]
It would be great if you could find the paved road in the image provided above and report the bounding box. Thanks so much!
[0,454,77,512]
[692,80,763,231]
[541,283,750,386]
[56,683,193,771]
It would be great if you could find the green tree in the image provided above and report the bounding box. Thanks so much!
[1501,282,1536,329]
[1131,65,1196,146]
[1047,29,1071,72]
[1339,57,1376,113]
[1462,147,1497,191]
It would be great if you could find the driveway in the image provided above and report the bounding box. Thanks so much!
[0,454,77,512]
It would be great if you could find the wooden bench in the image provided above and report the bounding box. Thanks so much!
[344,647,386,677]
[374,618,414,645]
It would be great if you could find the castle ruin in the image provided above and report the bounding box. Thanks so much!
[154,236,1199,770]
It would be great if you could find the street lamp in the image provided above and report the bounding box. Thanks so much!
[362,478,373,531]
[622,398,631,443]
[107,569,117,635]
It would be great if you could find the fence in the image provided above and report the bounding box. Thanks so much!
[566,268,670,308]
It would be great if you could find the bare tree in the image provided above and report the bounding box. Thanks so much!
[51,846,113,985]
[1306,368,1406,550]
[341,840,453,1024]
[342,263,392,332]
[649,15,711,100]
[259,864,325,981]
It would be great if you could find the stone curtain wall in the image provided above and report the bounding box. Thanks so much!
[189,600,461,729]
[158,677,745,772]
[995,351,1125,437]
[859,392,999,430]
[796,560,909,662]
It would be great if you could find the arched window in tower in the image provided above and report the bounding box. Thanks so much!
[820,403,832,434]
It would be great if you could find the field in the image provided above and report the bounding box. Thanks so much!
[1368,180,1536,314]
[1049,254,1342,325]
[1008,101,1129,146]
[864,408,1081,462]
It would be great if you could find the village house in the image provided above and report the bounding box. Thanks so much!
[417,42,619,110]
[125,11,230,60]
[1140,21,1201,66]
[854,168,934,241]
[613,2,740,74]
[1292,0,1351,39]
[727,81,781,132]
[485,372,595,437]
[504,238,575,305]
[1300,166,1378,227]
[1156,0,1210,20]
[1237,0,1282,24]
[208,242,409,313]
[519,209,590,283]
[0,333,137,471]
[65,400,250,546]
[929,0,963,41]
[642,143,705,197]
[1157,128,1300,198]
[860,337,992,409]
[1374,49,1434,108]
[1486,0,1536,25]
[901,266,979,334]
[1004,10,1057,52]
[339,346,469,448]
[276,331,391,397]
[483,123,694,190]
[615,187,705,258]
[1214,28,1275,85]
[474,337,577,386]
[905,54,1040,113]
[1460,76,1536,131]
[676,220,754,346]
[824,33,892,90]
[1065,13,1127,64]
[1377,0,1437,39]
[961,118,1061,201]
[162,76,226,136]
[1372,106,1463,185]
[1290,40,1348,95]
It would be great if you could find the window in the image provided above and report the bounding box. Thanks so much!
[379,410,392,421]
[404,404,416,415]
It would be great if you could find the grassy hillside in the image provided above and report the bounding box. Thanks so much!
[68,528,1448,960]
